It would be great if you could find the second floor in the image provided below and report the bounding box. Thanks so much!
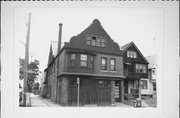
[121,42,149,78]
[123,62,148,78]
[46,49,124,77]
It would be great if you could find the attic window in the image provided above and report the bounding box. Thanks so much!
[127,51,137,58]
[86,35,106,47]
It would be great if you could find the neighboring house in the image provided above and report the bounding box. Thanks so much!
[120,42,149,100]
[45,19,125,106]
[46,41,58,100]
[144,55,157,98]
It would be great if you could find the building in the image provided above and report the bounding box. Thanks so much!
[120,42,149,100]
[45,19,125,106]
[144,55,157,98]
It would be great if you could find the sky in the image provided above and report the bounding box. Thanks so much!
[15,8,163,72]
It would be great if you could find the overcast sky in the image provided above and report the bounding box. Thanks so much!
[15,8,163,72]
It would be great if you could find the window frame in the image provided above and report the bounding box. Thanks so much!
[110,58,116,71]
[136,64,147,73]
[127,51,137,58]
[101,57,107,70]
[70,53,76,67]
[86,35,106,47]
[80,54,88,67]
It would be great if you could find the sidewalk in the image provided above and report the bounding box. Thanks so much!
[115,102,133,108]
[30,93,61,107]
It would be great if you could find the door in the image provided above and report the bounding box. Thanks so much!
[97,80,111,106]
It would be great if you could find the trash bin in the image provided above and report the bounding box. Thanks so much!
[134,98,142,107]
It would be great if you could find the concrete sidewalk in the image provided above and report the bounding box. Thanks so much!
[30,93,61,107]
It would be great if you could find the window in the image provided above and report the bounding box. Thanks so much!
[98,80,110,88]
[86,36,91,45]
[136,64,147,73]
[96,37,101,46]
[70,54,76,67]
[110,58,116,71]
[101,57,107,70]
[127,51,137,58]
[101,38,106,47]
[80,54,87,67]
[153,83,156,91]
[89,55,94,69]
[141,80,148,89]
[91,36,96,46]
[86,35,106,47]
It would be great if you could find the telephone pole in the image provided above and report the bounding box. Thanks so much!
[22,13,31,106]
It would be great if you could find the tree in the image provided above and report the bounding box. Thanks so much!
[19,58,40,92]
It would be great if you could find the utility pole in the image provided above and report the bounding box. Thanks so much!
[22,13,31,106]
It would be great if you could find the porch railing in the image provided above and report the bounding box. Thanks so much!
[124,89,139,100]
[124,70,140,78]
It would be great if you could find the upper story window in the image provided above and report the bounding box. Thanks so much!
[89,55,94,69]
[86,35,106,47]
[80,54,87,67]
[101,57,107,70]
[127,51,137,58]
[110,58,116,71]
[136,64,147,73]
[70,53,76,67]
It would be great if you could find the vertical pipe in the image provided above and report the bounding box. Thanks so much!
[121,80,124,103]
[77,77,80,106]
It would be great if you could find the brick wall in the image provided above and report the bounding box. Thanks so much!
[94,53,123,76]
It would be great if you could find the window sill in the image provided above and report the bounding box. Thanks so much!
[110,71,117,73]
[100,70,108,72]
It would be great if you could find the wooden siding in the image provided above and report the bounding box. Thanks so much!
[60,76,113,106]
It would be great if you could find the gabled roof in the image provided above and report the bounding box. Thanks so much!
[121,42,131,51]
[121,41,149,63]
[146,55,157,69]
[63,19,122,56]
[48,41,58,66]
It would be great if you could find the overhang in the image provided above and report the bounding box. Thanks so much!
[57,72,125,80]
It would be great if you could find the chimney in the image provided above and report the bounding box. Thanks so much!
[58,23,63,53]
